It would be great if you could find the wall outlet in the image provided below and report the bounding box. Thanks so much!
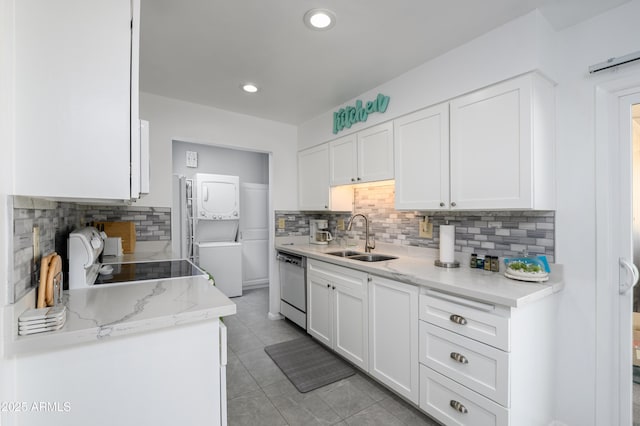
[337,218,345,231]
[278,218,286,229]
[419,218,433,238]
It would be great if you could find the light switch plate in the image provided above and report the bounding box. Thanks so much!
[337,218,345,231]
[278,218,286,229]
[419,218,433,238]
[186,151,198,168]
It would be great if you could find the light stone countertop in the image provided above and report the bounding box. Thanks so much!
[276,239,563,308]
[8,247,236,356]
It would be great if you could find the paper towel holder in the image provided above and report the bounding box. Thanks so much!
[435,220,460,268]
[434,259,460,268]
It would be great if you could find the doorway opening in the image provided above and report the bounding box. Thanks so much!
[170,140,271,297]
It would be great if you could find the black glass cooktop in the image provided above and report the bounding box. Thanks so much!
[94,260,205,285]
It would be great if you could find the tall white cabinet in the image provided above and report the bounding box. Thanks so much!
[14,0,141,200]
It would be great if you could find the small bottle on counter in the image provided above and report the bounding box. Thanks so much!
[484,256,492,271]
[476,256,484,269]
[491,256,500,272]
[470,253,477,268]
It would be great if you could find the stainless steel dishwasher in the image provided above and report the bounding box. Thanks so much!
[277,251,306,329]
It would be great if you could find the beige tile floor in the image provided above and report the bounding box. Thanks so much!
[225,287,440,426]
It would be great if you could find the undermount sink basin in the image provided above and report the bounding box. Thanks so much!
[347,254,399,262]
[326,250,364,257]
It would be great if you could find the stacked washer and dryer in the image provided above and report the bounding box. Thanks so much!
[172,173,243,297]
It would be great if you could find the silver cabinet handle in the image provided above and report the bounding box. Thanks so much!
[451,202,457,207]
[450,314,467,325]
[450,400,468,414]
[450,352,469,364]
[439,202,445,207]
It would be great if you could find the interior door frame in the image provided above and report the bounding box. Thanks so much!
[595,75,640,426]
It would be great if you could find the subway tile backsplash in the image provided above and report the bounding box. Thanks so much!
[11,198,171,302]
[276,183,555,262]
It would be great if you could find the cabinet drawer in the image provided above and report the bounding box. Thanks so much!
[419,322,509,406]
[419,292,510,351]
[419,365,508,426]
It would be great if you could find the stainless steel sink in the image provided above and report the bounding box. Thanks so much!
[326,250,364,257]
[348,254,398,262]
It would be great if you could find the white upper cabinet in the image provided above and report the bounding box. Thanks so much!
[394,104,450,210]
[449,73,555,210]
[394,72,555,211]
[329,122,394,185]
[329,134,358,185]
[297,145,352,211]
[14,0,140,201]
[298,144,331,210]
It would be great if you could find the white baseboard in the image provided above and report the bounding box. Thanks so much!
[268,312,283,321]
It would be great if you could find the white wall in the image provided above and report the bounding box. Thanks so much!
[298,11,557,149]
[138,92,298,317]
[553,2,640,424]
[297,2,640,424]
[138,93,297,210]
[0,0,16,420]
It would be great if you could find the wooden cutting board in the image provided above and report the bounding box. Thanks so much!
[37,253,56,308]
[45,254,62,307]
[94,221,136,254]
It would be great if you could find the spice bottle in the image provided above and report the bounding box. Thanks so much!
[476,256,484,269]
[470,253,477,268]
[484,256,492,271]
[491,256,500,272]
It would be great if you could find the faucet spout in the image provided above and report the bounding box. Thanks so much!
[347,213,375,253]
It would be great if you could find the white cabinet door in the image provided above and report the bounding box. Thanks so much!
[306,260,368,369]
[333,276,368,371]
[368,276,419,403]
[449,74,556,210]
[14,0,138,200]
[329,134,358,185]
[357,122,394,182]
[394,104,449,210]
[298,144,330,210]
[307,270,333,347]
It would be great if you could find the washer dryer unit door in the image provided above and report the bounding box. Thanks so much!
[195,173,240,220]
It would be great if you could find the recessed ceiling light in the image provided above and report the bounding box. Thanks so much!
[241,83,259,93]
[304,9,336,31]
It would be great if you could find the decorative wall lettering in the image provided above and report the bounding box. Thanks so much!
[333,93,390,134]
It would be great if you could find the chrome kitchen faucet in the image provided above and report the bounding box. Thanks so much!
[347,214,375,253]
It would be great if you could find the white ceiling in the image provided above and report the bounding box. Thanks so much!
[139,0,629,125]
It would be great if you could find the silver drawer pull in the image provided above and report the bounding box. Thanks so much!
[449,314,467,325]
[450,400,468,414]
[450,352,469,364]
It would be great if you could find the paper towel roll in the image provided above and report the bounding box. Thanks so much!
[439,225,455,264]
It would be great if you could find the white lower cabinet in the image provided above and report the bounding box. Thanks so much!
[418,290,557,426]
[420,365,509,426]
[307,259,368,370]
[368,275,419,404]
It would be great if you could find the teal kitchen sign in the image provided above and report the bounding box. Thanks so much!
[333,93,390,134]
